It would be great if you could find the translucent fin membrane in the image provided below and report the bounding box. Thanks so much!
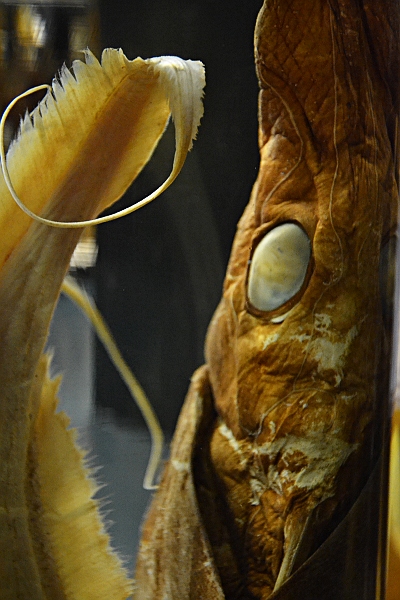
[0,50,205,231]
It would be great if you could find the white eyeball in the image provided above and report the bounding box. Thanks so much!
[247,222,311,312]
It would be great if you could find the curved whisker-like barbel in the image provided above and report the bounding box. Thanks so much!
[61,277,163,491]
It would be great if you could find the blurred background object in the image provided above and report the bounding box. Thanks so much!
[0,0,100,145]
[0,0,100,265]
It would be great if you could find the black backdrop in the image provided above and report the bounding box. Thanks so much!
[95,0,262,433]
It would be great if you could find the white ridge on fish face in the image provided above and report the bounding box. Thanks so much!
[247,222,311,312]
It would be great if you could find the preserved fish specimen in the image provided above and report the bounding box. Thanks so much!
[135,1,399,598]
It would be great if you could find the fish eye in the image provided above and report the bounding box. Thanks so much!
[247,222,311,313]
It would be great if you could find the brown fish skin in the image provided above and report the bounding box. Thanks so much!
[203,0,398,597]
[133,1,400,598]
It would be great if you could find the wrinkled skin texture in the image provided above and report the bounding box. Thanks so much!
[135,1,400,598]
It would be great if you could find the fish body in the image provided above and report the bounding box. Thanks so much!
[135,1,399,598]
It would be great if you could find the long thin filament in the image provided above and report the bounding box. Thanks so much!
[61,276,163,490]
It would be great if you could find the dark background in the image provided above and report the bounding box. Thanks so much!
[95,0,261,433]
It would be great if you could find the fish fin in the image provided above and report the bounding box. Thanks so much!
[30,355,133,599]
[0,49,205,259]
